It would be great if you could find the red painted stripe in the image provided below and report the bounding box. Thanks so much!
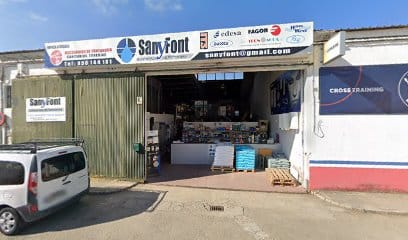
[310,167,408,192]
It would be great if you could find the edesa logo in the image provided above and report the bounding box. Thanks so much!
[117,38,136,63]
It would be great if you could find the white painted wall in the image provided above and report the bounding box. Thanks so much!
[27,63,58,76]
[306,39,408,165]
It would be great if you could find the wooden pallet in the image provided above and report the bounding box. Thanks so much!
[236,169,255,173]
[210,166,235,172]
[266,168,298,186]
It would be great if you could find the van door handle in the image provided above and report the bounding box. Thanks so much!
[63,180,72,185]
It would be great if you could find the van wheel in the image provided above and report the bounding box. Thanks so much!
[0,208,21,235]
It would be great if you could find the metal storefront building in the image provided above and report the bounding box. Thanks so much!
[9,22,315,182]
[5,24,408,191]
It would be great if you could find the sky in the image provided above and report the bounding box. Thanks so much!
[0,0,407,52]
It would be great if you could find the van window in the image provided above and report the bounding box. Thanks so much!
[72,152,86,172]
[0,161,25,185]
[41,152,86,182]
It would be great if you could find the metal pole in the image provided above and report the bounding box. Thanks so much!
[0,62,5,144]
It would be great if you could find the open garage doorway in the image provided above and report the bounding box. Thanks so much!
[144,69,306,192]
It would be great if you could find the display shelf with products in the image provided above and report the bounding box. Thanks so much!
[180,121,268,144]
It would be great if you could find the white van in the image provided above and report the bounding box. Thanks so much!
[0,139,89,235]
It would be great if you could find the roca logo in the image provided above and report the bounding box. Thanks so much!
[210,40,233,48]
[286,35,305,44]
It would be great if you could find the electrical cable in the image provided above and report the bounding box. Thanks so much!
[316,120,325,138]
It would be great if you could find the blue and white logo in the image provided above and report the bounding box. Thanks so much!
[117,38,136,63]
[398,70,408,108]
[286,35,305,44]
[286,25,311,33]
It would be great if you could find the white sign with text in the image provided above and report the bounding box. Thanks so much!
[26,97,66,122]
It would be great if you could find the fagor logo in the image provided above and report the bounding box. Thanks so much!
[270,25,281,36]
[117,38,137,63]
[248,28,269,34]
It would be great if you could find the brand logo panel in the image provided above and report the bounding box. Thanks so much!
[44,22,313,67]
[117,38,136,63]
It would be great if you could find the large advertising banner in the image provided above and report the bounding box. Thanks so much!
[319,64,408,114]
[44,32,199,67]
[44,22,313,68]
[270,71,302,114]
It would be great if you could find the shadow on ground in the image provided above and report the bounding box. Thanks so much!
[20,189,166,235]
[147,162,229,183]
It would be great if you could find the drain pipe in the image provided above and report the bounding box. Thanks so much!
[0,62,5,144]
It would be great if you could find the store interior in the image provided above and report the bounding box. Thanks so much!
[145,70,305,191]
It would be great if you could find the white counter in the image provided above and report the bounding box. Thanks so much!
[171,144,214,165]
[171,143,282,165]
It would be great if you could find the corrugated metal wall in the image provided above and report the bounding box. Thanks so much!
[12,76,73,143]
[74,73,146,180]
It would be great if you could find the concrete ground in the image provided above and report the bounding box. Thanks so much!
[312,190,408,214]
[147,164,306,193]
[1,179,408,240]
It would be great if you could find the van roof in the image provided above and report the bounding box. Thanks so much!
[37,145,83,154]
[0,139,84,154]
[0,144,82,154]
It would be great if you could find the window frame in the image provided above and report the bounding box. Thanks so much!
[5,85,12,108]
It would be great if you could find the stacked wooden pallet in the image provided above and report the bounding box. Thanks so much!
[236,169,255,173]
[266,168,298,186]
[210,166,235,172]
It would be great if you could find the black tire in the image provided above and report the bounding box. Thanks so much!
[0,207,22,235]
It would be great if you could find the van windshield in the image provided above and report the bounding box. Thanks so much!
[0,161,25,185]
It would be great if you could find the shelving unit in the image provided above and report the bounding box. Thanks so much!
[181,122,267,144]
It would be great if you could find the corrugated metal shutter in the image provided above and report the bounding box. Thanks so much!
[74,73,146,180]
[11,76,73,143]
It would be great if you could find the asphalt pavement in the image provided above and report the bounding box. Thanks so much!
[1,179,407,240]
